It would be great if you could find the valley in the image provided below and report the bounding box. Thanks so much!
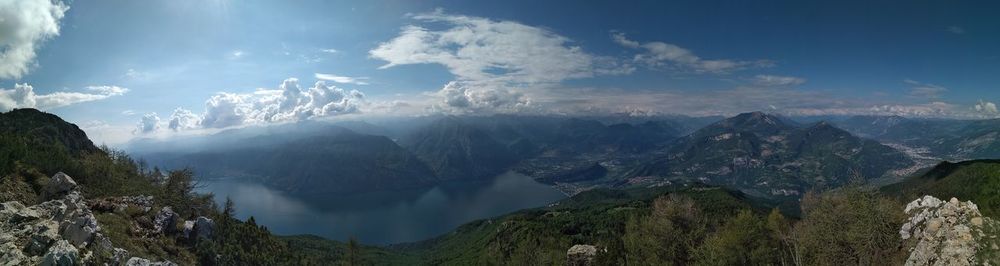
[2,108,1000,265]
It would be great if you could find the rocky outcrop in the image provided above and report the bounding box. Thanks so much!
[153,207,179,234]
[183,216,214,240]
[43,172,77,200]
[89,195,154,213]
[40,240,78,266]
[566,244,599,266]
[900,195,997,265]
[0,173,175,266]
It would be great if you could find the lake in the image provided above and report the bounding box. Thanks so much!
[196,171,566,245]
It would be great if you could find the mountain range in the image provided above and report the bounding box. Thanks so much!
[3,108,1000,264]
[126,111,966,200]
[624,112,914,197]
[833,115,1000,160]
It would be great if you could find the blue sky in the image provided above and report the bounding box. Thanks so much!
[1,0,998,145]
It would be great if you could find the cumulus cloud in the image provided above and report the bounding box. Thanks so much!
[431,81,530,114]
[0,83,129,110]
[199,78,365,128]
[752,75,806,87]
[134,113,160,134]
[905,79,947,99]
[167,108,200,131]
[0,0,69,79]
[314,73,369,85]
[612,31,771,73]
[974,100,998,116]
[140,78,366,132]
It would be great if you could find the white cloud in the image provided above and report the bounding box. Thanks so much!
[974,99,998,116]
[145,78,367,131]
[370,9,615,85]
[86,85,129,96]
[314,73,370,85]
[122,110,136,116]
[321,48,338,54]
[228,50,245,59]
[134,112,160,134]
[0,83,129,110]
[167,107,200,131]
[79,120,133,146]
[752,75,806,87]
[905,79,947,99]
[431,81,530,114]
[0,0,69,79]
[948,26,965,34]
[612,31,771,73]
[371,10,631,114]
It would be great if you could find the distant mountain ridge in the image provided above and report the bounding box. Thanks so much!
[127,112,984,199]
[626,112,914,197]
[833,115,1000,160]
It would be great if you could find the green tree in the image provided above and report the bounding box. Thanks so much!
[792,188,906,266]
[343,236,361,266]
[694,209,784,265]
[623,195,706,265]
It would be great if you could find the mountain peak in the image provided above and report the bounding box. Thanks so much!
[713,111,791,133]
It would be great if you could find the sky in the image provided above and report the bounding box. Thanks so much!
[1,0,998,145]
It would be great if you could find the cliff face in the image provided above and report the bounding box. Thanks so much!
[0,173,177,265]
[900,195,999,265]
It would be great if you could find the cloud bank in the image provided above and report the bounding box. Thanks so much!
[371,9,633,114]
[135,78,366,134]
[0,83,129,110]
[0,0,69,79]
[370,9,613,85]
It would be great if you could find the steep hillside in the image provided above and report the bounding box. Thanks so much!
[146,129,437,194]
[882,159,1000,217]
[627,112,913,197]
[0,108,99,155]
[401,117,520,181]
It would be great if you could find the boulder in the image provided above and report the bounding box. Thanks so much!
[41,240,78,266]
[566,244,598,266]
[44,173,77,200]
[191,216,214,240]
[111,248,130,266]
[182,220,195,239]
[153,207,179,234]
[60,212,99,248]
[25,221,60,256]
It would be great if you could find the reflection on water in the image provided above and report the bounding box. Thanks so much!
[196,171,566,244]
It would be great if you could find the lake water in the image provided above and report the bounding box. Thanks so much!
[196,172,566,245]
